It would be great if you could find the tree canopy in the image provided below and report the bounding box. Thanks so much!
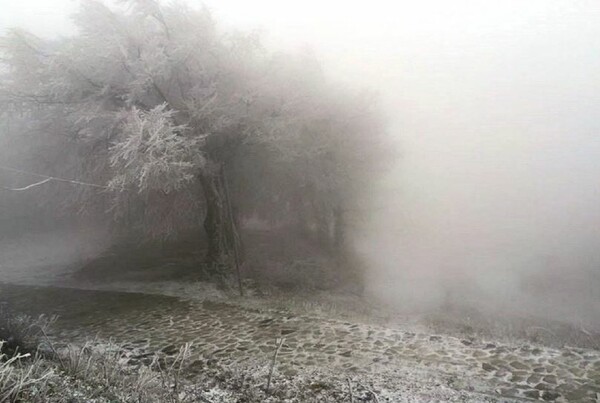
[0,0,391,274]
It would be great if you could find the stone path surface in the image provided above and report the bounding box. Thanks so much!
[1,283,599,402]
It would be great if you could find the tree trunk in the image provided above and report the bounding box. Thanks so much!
[199,169,240,272]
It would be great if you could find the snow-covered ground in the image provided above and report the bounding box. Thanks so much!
[1,229,600,402]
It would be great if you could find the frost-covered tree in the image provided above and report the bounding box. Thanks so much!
[0,0,264,268]
[0,0,391,275]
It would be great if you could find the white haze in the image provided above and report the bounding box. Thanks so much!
[2,0,600,323]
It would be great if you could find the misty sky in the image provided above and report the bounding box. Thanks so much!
[2,0,600,310]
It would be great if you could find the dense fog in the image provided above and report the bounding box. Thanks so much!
[2,0,600,326]
[347,1,600,324]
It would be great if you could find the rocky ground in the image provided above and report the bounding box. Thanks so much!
[1,283,599,402]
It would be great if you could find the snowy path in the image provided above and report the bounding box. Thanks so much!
[1,283,599,402]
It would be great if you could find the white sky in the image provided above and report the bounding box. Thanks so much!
[2,0,600,295]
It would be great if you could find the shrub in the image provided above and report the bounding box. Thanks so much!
[0,306,56,357]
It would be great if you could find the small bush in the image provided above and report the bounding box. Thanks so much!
[0,306,56,357]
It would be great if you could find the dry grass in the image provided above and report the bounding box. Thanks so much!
[0,343,55,402]
[54,341,201,402]
[0,309,214,402]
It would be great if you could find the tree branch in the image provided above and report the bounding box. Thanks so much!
[0,165,120,191]
[2,177,52,191]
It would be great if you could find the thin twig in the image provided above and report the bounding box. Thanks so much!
[222,164,244,297]
[579,326,592,337]
[347,377,354,403]
[39,326,65,368]
[266,337,285,393]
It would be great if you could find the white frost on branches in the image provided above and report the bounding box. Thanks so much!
[109,104,205,193]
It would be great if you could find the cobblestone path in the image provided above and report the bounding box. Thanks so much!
[1,283,599,402]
